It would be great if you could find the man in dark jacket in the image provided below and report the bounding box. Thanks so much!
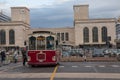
[0,50,6,64]
[22,49,27,66]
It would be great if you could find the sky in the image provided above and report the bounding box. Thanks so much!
[0,0,120,28]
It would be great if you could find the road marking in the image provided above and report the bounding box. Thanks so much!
[0,64,22,73]
[59,66,64,68]
[50,65,58,80]
[98,65,105,67]
[111,65,119,67]
[0,73,120,79]
[72,66,78,68]
[85,66,92,67]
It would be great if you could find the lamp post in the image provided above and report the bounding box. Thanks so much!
[106,36,111,48]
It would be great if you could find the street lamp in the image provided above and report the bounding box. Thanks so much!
[106,36,111,48]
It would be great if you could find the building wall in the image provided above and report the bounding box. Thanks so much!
[11,7,30,25]
[0,22,29,48]
[29,28,75,45]
[74,5,89,20]
[75,19,116,46]
[0,5,117,48]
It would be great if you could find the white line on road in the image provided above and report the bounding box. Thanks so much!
[111,65,120,67]
[72,66,78,68]
[59,66,64,68]
[85,66,92,67]
[98,65,105,67]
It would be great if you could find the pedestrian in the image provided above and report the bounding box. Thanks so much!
[83,49,87,62]
[6,50,10,64]
[22,48,27,66]
[83,55,87,62]
[0,50,6,64]
[13,50,18,63]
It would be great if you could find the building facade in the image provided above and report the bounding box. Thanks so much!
[115,17,120,48]
[0,5,117,49]
[74,5,116,48]
[0,7,30,49]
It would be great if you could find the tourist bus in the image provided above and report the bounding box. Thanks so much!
[27,31,61,66]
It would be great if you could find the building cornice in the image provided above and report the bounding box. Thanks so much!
[31,27,74,30]
[73,4,89,7]
[75,18,116,24]
[11,7,30,11]
[0,21,30,28]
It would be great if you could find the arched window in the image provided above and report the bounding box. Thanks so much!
[9,29,15,44]
[83,27,89,42]
[0,30,6,44]
[102,27,107,42]
[92,27,98,42]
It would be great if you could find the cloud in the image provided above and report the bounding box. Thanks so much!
[54,0,72,4]
[30,0,74,28]
[29,0,120,28]
[0,0,120,28]
[89,0,120,18]
[0,1,11,16]
[0,0,6,8]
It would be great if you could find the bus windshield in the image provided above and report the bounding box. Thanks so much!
[28,35,55,50]
[37,36,45,50]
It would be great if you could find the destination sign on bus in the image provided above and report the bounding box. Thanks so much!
[37,37,45,40]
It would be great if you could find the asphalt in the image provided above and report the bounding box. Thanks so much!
[0,62,120,80]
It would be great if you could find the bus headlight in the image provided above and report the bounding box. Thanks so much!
[52,56,56,61]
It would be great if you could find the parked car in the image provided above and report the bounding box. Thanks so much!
[92,53,104,57]
[62,51,69,57]
[103,49,112,55]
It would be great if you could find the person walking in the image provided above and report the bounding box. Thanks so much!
[0,50,6,65]
[6,50,10,64]
[83,49,87,62]
[22,48,27,66]
[83,55,87,62]
[13,50,18,63]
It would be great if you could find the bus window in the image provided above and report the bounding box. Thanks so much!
[37,36,45,50]
[29,36,36,50]
[46,36,54,50]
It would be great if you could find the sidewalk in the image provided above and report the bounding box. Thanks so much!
[60,56,118,62]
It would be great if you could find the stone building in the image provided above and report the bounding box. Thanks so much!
[74,5,116,48]
[115,17,120,48]
[0,7,30,49]
[0,5,117,49]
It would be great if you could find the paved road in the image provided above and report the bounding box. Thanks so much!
[0,62,120,80]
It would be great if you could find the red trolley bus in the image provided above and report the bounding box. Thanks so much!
[27,31,61,66]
